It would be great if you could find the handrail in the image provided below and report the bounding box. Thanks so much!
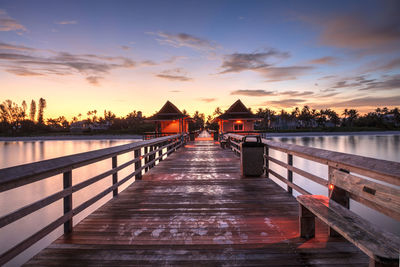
[223,133,400,220]
[0,134,182,192]
[0,133,189,265]
[142,132,182,140]
[224,133,400,185]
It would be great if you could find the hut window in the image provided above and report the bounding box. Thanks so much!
[234,123,243,131]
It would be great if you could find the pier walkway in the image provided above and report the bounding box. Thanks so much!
[25,132,368,266]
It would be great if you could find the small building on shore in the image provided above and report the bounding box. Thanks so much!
[70,120,111,132]
[216,99,261,133]
[147,101,190,134]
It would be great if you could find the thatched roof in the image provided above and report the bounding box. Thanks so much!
[217,99,261,120]
[148,101,189,121]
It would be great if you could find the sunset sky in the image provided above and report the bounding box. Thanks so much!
[0,0,399,120]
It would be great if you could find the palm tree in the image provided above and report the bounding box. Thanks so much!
[347,109,359,127]
[37,98,47,124]
[213,107,222,117]
[291,107,300,118]
[30,100,36,122]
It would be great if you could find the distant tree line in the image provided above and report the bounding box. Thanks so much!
[256,106,400,130]
[0,99,207,136]
[205,105,400,132]
[1,99,399,136]
[0,98,48,135]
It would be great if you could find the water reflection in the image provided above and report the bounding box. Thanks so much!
[272,134,400,162]
[0,135,399,266]
[0,139,136,267]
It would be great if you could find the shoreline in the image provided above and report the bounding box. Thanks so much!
[0,131,399,141]
[0,134,143,141]
[264,130,400,138]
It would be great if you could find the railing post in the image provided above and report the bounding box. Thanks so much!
[158,142,164,162]
[238,138,242,156]
[287,154,293,194]
[167,139,172,156]
[144,146,149,172]
[328,166,349,237]
[149,146,154,168]
[134,148,142,180]
[264,144,269,178]
[63,170,72,234]
[180,135,184,148]
[112,156,118,197]
[152,145,156,167]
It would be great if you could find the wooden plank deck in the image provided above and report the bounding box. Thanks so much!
[25,133,369,266]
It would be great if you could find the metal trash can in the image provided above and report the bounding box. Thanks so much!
[240,135,264,177]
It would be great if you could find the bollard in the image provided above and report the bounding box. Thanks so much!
[240,135,264,177]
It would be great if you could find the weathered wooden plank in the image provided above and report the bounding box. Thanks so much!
[268,169,311,195]
[268,156,328,187]
[331,169,400,221]
[226,133,400,186]
[287,154,293,194]
[112,156,118,196]
[0,134,183,192]
[0,144,169,229]
[20,135,369,266]
[297,195,400,264]
[262,139,400,186]
[63,171,73,234]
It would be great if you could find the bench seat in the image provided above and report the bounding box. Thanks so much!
[297,195,400,266]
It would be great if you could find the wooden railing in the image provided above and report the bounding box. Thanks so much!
[223,130,263,136]
[0,133,188,265]
[142,132,182,140]
[223,133,400,220]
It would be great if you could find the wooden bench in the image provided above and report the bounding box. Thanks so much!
[297,169,400,267]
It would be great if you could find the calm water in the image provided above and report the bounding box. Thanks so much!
[0,135,399,266]
[0,139,139,267]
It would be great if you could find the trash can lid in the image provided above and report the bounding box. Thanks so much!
[242,135,261,143]
[241,135,263,147]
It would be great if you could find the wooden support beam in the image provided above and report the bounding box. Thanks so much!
[158,143,164,162]
[299,204,315,239]
[264,145,269,178]
[134,149,142,180]
[328,166,349,237]
[63,170,72,234]
[287,154,293,194]
[112,156,118,197]
[144,146,149,172]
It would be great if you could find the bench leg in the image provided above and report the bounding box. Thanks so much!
[299,204,315,239]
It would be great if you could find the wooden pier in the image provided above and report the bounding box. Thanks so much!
[23,132,370,266]
[1,131,399,266]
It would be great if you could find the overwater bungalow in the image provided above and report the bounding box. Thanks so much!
[216,99,261,133]
[147,100,190,134]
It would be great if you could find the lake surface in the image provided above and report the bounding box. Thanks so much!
[0,134,399,266]
[0,139,139,267]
